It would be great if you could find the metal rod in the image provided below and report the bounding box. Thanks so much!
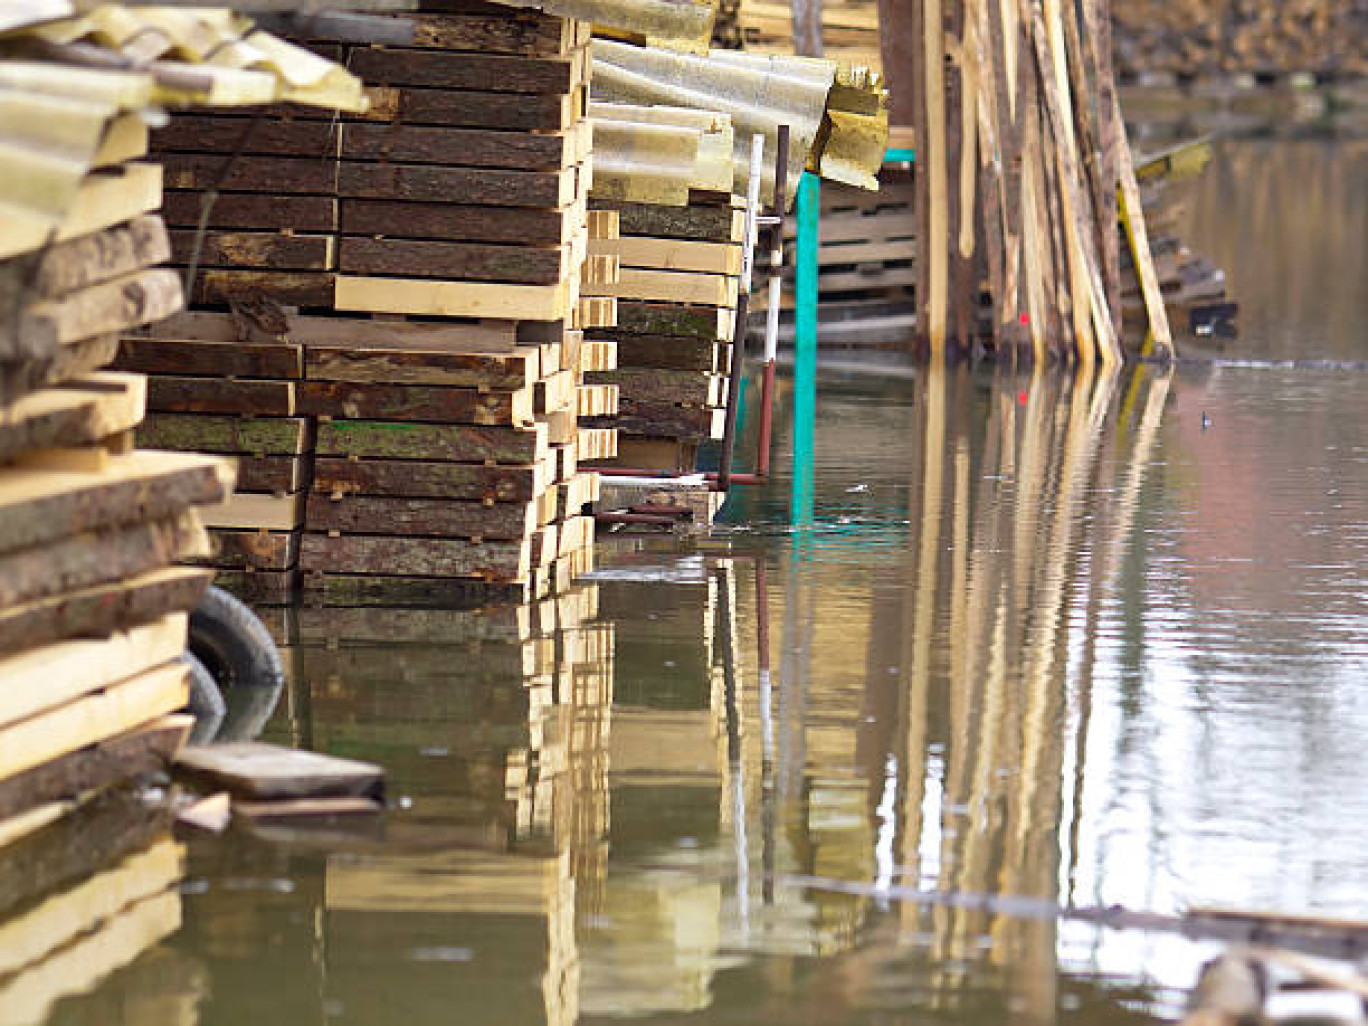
[757,125,791,482]
[718,133,767,492]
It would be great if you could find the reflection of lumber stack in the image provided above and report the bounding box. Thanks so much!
[132,4,602,605]
[585,104,741,477]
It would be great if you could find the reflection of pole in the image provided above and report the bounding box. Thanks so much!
[716,566,749,936]
[791,173,819,527]
[757,561,777,905]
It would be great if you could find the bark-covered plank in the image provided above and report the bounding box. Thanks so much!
[267,10,575,56]
[161,153,337,195]
[152,117,338,157]
[210,568,299,605]
[189,270,334,308]
[306,345,534,390]
[168,230,334,271]
[315,420,545,465]
[597,368,720,404]
[347,48,575,94]
[341,198,573,246]
[337,237,565,285]
[147,376,296,416]
[136,414,313,456]
[0,373,145,464]
[340,123,573,169]
[337,163,572,209]
[586,398,722,439]
[299,380,532,426]
[608,333,727,370]
[306,494,536,540]
[613,300,733,339]
[592,200,744,242]
[312,456,542,503]
[202,529,300,570]
[234,453,312,494]
[360,86,571,131]
[161,192,337,233]
[17,215,170,299]
[114,337,303,380]
[300,532,530,581]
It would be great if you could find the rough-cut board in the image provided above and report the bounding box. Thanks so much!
[357,86,574,132]
[203,529,299,571]
[161,153,336,196]
[287,10,579,56]
[312,456,544,503]
[301,571,542,608]
[575,426,618,462]
[598,368,722,405]
[233,454,312,494]
[0,334,121,407]
[161,192,338,233]
[582,268,738,307]
[534,370,575,415]
[341,198,577,246]
[593,201,744,243]
[613,300,734,340]
[136,415,313,456]
[0,449,232,556]
[576,383,619,417]
[336,276,570,321]
[0,616,187,731]
[115,336,303,380]
[15,268,183,355]
[147,376,296,416]
[2,163,162,263]
[0,373,146,466]
[0,717,191,823]
[167,230,335,272]
[315,420,546,465]
[234,796,383,821]
[590,400,725,440]
[590,236,742,275]
[337,237,568,285]
[0,661,188,784]
[0,510,207,609]
[307,494,537,541]
[149,309,528,351]
[175,741,384,800]
[0,567,211,660]
[611,333,725,371]
[340,123,577,170]
[299,380,534,427]
[305,346,536,390]
[200,490,306,532]
[301,532,531,581]
[337,163,576,209]
[152,117,339,157]
[346,47,578,94]
[8,216,170,300]
[212,569,299,605]
[190,270,334,309]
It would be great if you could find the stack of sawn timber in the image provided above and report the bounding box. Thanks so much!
[584,196,743,474]
[123,2,613,606]
[0,217,233,844]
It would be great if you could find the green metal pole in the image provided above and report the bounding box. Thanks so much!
[792,173,819,526]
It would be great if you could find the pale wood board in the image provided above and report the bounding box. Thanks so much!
[175,741,384,800]
[336,276,572,321]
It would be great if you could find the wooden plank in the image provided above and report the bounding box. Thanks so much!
[611,333,724,371]
[341,198,575,246]
[335,276,570,321]
[234,796,383,821]
[0,449,233,557]
[315,419,546,465]
[592,201,744,242]
[590,399,724,440]
[148,309,521,351]
[161,192,337,233]
[299,379,534,426]
[0,662,188,784]
[312,456,544,503]
[114,336,303,380]
[534,369,575,415]
[337,237,567,285]
[590,236,742,274]
[278,10,576,56]
[203,529,299,571]
[14,269,183,355]
[6,216,170,300]
[0,163,161,263]
[337,163,575,209]
[0,718,190,824]
[300,532,531,581]
[347,47,576,94]
[189,270,334,309]
[612,300,733,340]
[175,741,383,800]
[300,571,539,608]
[135,415,312,456]
[161,153,336,195]
[340,122,576,170]
[0,374,145,465]
[580,338,618,372]
[152,116,338,157]
[306,345,535,390]
[233,453,312,494]
[359,86,572,131]
[598,368,722,405]
[307,495,537,540]
[0,616,187,731]
[200,490,306,531]
[582,268,737,307]
[167,230,334,271]
[211,569,299,605]
[147,376,296,416]
[0,334,120,405]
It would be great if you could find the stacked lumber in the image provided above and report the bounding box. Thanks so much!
[583,104,743,476]
[731,0,883,72]
[127,2,610,604]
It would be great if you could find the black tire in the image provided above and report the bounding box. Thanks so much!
[189,587,285,743]
[184,651,226,744]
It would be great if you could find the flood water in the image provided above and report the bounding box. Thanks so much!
[18,128,1368,1025]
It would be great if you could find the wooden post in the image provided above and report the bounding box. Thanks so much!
[791,0,824,56]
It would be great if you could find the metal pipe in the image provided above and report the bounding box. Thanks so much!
[717,133,767,492]
[756,125,790,481]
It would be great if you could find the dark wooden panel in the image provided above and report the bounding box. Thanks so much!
[266,10,574,55]
[161,153,336,195]
[136,414,313,456]
[361,86,570,131]
[337,237,564,285]
[168,230,333,271]
[147,376,296,416]
[315,420,542,464]
[306,345,533,390]
[114,336,303,380]
[340,123,572,170]
[341,199,570,246]
[298,380,528,426]
[204,529,300,570]
[189,270,334,309]
[162,192,337,233]
[337,163,568,208]
[312,456,540,503]
[348,48,574,94]
[306,494,534,540]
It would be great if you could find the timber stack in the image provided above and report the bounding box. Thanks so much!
[585,103,742,489]
[121,2,609,606]
[0,8,367,879]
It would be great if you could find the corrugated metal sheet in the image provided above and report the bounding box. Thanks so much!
[591,38,886,201]
[590,100,734,204]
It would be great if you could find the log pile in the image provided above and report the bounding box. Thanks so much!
[122,3,612,605]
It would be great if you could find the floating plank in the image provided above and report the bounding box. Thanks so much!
[0,615,187,731]
[312,456,544,503]
[299,380,534,426]
[147,376,296,416]
[582,267,738,307]
[0,373,146,464]
[175,741,383,800]
[301,532,531,581]
[307,494,537,540]
[347,47,577,94]
[0,717,190,824]
[336,276,570,321]
[613,300,733,340]
[14,268,183,355]
[200,490,306,532]
[306,345,535,390]
[337,237,567,285]
[0,449,233,557]
[359,85,574,131]
[161,192,337,233]
[115,336,303,380]
[0,661,188,784]
[340,123,576,170]
[590,236,742,274]
[203,529,299,571]
[592,200,744,243]
[315,419,546,465]
[135,415,313,456]
[341,198,578,246]
[167,230,334,271]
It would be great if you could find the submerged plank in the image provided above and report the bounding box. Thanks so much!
[175,741,384,800]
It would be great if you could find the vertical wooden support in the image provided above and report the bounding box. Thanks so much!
[792,0,824,56]
[877,0,918,127]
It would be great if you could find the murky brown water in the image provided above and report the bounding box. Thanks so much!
[13,131,1368,1026]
